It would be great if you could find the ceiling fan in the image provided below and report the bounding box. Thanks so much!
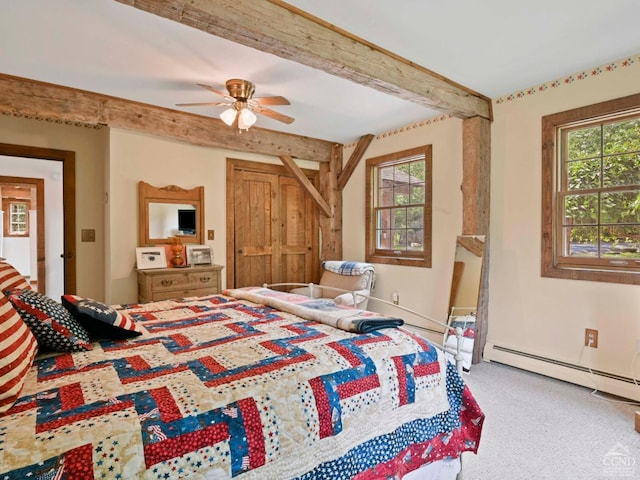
[176,79,294,131]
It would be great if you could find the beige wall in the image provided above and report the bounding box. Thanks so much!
[342,57,640,400]
[106,128,318,304]
[0,115,107,300]
[342,116,464,338]
[486,59,640,401]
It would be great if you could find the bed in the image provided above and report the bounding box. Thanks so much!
[0,277,483,479]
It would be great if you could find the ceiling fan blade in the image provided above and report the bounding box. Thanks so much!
[175,101,230,107]
[254,106,295,124]
[197,83,230,98]
[253,96,290,106]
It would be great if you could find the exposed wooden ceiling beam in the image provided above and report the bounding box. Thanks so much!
[114,0,492,120]
[279,155,332,217]
[0,73,334,163]
[338,134,374,190]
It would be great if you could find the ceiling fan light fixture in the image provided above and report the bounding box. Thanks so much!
[238,108,257,130]
[220,108,237,126]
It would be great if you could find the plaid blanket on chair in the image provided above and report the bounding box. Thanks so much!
[322,261,375,276]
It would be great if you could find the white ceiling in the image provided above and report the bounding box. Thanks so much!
[1,1,639,144]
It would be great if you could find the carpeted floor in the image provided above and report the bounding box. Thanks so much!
[460,361,639,480]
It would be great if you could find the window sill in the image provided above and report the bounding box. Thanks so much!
[366,254,431,268]
[542,264,640,285]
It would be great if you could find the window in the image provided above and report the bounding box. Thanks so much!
[542,93,640,284]
[366,145,432,267]
[3,199,30,237]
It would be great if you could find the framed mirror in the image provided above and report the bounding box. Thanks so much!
[138,181,204,246]
[444,235,485,371]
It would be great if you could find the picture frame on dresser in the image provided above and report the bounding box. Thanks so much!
[136,247,167,270]
[186,245,213,266]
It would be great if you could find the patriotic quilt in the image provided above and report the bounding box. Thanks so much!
[0,292,483,479]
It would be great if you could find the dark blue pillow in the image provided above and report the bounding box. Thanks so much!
[5,289,92,352]
[62,295,143,340]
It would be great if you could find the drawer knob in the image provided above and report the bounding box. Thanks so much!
[161,280,173,286]
[200,276,211,282]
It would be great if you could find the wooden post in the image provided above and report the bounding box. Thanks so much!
[462,116,491,364]
[318,144,343,260]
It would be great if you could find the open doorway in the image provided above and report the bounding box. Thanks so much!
[0,143,76,297]
[0,176,45,293]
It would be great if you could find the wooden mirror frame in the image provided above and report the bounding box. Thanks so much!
[138,181,205,246]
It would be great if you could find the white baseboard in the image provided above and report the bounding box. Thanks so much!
[484,343,640,402]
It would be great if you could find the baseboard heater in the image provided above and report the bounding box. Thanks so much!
[492,345,637,385]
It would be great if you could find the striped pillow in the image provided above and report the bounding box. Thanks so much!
[0,262,30,294]
[0,293,38,414]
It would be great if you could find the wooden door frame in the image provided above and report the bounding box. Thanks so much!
[226,158,320,288]
[0,143,76,293]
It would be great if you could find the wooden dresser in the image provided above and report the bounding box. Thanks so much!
[137,265,223,302]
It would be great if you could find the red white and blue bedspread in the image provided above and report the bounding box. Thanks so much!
[0,292,483,479]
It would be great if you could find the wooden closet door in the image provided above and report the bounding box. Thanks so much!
[234,170,278,287]
[228,160,319,289]
[279,176,317,286]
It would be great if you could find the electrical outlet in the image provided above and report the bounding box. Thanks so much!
[208,229,215,240]
[392,292,399,305]
[585,328,598,348]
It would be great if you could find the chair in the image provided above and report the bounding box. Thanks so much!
[291,261,376,310]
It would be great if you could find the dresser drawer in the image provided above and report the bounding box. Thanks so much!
[150,271,218,292]
[137,265,223,303]
[150,286,217,301]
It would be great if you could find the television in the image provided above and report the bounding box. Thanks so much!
[178,209,196,235]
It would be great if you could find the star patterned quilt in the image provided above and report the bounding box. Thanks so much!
[0,292,483,479]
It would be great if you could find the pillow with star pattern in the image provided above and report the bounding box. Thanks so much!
[62,295,144,340]
[5,289,92,353]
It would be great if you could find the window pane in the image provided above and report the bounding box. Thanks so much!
[567,126,601,160]
[563,226,599,256]
[567,158,600,190]
[410,184,425,203]
[407,229,423,251]
[603,118,640,155]
[600,226,640,258]
[394,185,410,206]
[393,165,409,183]
[392,208,407,229]
[391,229,406,250]
[378,187,393,207]
[377,229,391,249]
[378,166,394,188]
[407,206,424,228]
[564,193,598,225]
[377,209,391,229]
[603,153,640,187]
[409,160,425,182]
[601,191,640,224]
